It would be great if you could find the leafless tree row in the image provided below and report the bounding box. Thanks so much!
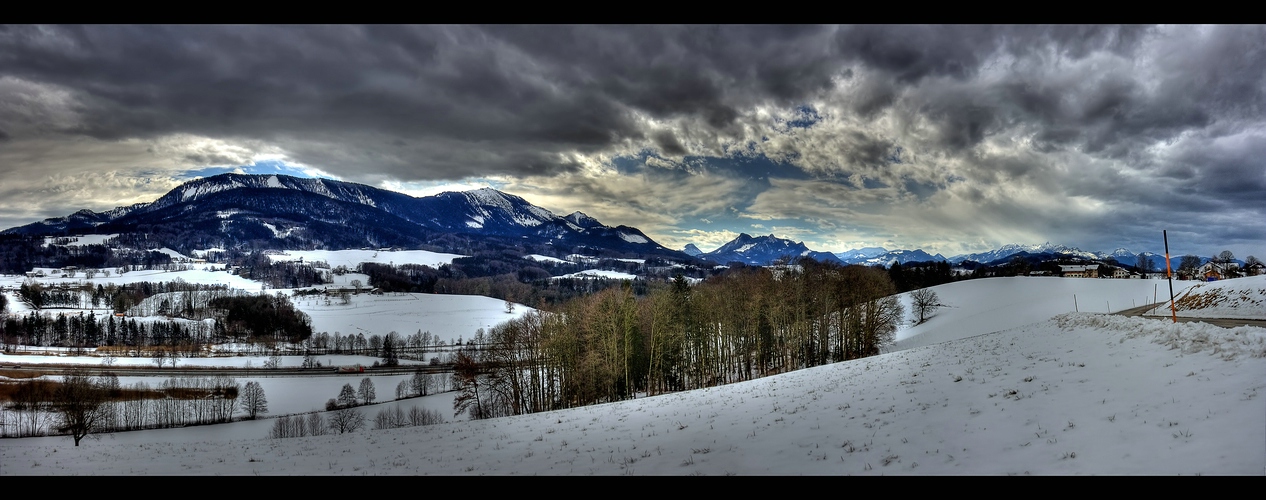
[449,259,904,419]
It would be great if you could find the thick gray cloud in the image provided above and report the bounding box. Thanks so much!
[0,25,1261,258]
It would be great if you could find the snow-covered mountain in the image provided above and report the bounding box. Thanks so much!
[829,243,1178,269]
[833,247,888,261]
[854,249,948,267]
[2,173,680,257]
[681,244,704,257]
[949,243,1107,264]
[702,233,844,266]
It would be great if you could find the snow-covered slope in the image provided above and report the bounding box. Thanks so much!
[3,308,1262,475]
[889,276,1204,352]
[3,276,1263,475]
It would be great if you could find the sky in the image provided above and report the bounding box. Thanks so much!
[3,275,1263,475]
[1,25,1263,259]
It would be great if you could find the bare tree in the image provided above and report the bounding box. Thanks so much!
[240,381,268,419]
[373,406,407,430]
[1136,254,1155,273]
[452,349,484,419]
[410,371,431,397]
[269,415,307,439]
[327,407,365,434]
[54,369,107,446]
[358,377,376,405]
[910,288,941,324]
[1178,255,1202,278]
[407,406,444,426]
[337,383,358,408]
[306,412,326,436]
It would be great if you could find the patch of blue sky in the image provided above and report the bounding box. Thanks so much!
[861,177,888,189]
[886,146,904,164]
[783,105,821,129]
[902,177,941,201]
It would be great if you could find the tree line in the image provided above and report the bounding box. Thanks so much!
[1,292,311,353]
[1,372,243,442]
[447,259,904,419]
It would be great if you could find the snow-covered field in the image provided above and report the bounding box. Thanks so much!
[296,292,533,344]
[2,276,1264,475]
[524,254,568,265]
[264,249,465,270]
[888,276,1203,352]
[550,269,639,280]
[0,267,252,291]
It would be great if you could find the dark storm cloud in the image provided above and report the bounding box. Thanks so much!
[0,25,648,178]
[0,25,860,182]
[0,24,1262,257]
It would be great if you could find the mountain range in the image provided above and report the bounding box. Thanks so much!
[2,173,681,259]
[689,237,1174,269]
[4,173,1194,271]
[695,233,844,266]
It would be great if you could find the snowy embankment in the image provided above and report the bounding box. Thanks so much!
[3,312,1262,475]
[1161,275,1266,319]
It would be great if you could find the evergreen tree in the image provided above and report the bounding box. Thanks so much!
[381,332,399,367]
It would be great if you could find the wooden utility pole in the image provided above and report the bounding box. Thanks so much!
[1164,230,1177,323]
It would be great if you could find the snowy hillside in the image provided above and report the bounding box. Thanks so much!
[888,276,1203,352]
[2,276,1263,475]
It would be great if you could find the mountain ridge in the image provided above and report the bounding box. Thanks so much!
[2,173,684,260]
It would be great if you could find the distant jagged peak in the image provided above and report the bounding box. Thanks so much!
[565,211,604,229]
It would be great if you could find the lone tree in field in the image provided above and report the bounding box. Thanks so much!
[358,377,376,405]
[910,287,942,325]
[240,381,268,419]
[54,369,106,446]
[337,383,358,408]
[327,407,365,434]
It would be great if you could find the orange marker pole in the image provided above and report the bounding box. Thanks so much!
[1164,230,1177,323]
